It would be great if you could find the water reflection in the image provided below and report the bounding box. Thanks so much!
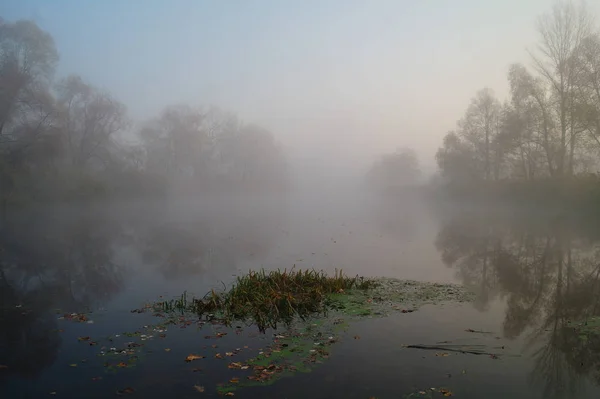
[0,199,284,381]
[435,211,600,397]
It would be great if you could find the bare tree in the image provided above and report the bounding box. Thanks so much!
[528,0,595,175]
[55,75,128,168]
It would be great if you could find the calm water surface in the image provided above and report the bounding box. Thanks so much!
[2,191,600,398]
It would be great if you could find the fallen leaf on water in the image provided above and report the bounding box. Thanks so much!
[69,364,77,367]
[435,353,450,357]
[185,354,205,362]
[164,348,171,352]
[77,336,91,341]
[229,377,239,383]
[216,332,227,338]
[211,344,218,348]
[225,352,234,357]
[228,362,242,369]
[225,393,234,397]
[215,353,223,359]
[193,385,205,393]
[116,387,135,395]
[440,388,453,396]
[117,362,128,368]
[241,365,250,370]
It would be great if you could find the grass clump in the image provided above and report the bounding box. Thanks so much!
[155,268,377,331]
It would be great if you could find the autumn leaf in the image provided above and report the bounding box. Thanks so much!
[77,336,91,341]
[116,387,135,395]
[229,377,240,383]
[117,362,128,368]
[435,353,450,357]
[225,393,234,396]
[216,332,227,338]
[225,352,234,357]
[185,354,205,362]
[215,353,223,359]
[440,388,453,396]
[240,365,250,370]
[228,362,242,369]
[193,385,205,393]
[69,364,78,367]
[164,348,171,352]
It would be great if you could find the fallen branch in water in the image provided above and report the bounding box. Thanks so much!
[403,344,500,357]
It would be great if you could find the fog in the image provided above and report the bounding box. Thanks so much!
[5,0,599,180]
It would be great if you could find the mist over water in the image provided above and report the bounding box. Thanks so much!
[4,0,600,397]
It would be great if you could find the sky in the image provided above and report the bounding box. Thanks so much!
[2,0,600,177]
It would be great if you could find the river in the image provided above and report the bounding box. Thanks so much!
[1,190,600,398]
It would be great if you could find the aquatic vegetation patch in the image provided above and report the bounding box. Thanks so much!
[571,316,600,342]
[122,271,474,395]
[150,269,473,332]
[153,268,376,331]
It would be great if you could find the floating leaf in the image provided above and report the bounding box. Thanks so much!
[117,387,135,395]
[185,354,205,362]
[215,353,223,359]
[193,385,205,393]
[225,393,234,397]
[69,364,78,367]
[225,352,234,357]
[77,336,91,341]
[229,377,240,383]
[117,362,128,368]
[440,388,453,396]
[435,352,450,357]
[164,348,171,352]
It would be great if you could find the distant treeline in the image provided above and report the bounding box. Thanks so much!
[0,18,289,217]
[433,1,600,207]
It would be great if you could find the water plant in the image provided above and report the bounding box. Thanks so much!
[154,268,377,331]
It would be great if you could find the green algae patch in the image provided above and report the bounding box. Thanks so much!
[136,271,474,396]
[326,278,475,318]
[571,316,600,343]
[209,276,474,395]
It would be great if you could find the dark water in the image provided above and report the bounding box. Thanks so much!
[2,192,600,398]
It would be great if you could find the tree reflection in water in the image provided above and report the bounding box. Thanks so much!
[435,211,600,397]
[0,205,125,380]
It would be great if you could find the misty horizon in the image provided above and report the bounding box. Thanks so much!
[4,0,599,179]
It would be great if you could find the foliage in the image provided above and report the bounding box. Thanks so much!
[0,18,290,215]
[436,1,600,187]
[367,147,421,191]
